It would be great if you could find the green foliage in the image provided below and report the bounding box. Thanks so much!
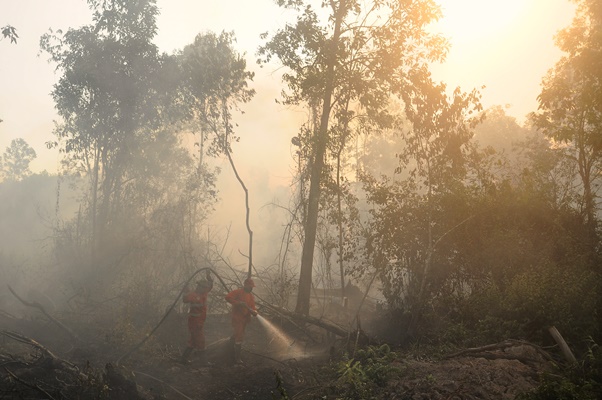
[1,138,37,182]
[39,0,184,265]
[273,370,290,400]
[530,0,602,249]
[518,375,594,400]
[430,262,600,351]
[363,111,602,343]
[504,264,600,341]
[1,25,18,44]
[179,31,255,155]
[37,0,249,306]
[518,339,602,400]
[334,344,401,399]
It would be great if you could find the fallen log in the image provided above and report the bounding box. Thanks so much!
[261,303,351,338]
[444,339,554,363]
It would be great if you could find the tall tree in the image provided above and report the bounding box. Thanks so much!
[531,0,602,254]
[1,138,36,181]
[179,31,255,277]
[259,0,447,315]
[40,0,170,260]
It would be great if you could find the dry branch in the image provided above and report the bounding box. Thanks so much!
[0,309,18,320]
[7,284,79,342]
[444,341,517,358]
[1,330,59,360]
[4,367,58,400]
[444,339,554,364]
[0,330,79,375]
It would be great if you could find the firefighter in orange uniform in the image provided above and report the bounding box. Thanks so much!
[180,273,213,365]
[225,277,258,364]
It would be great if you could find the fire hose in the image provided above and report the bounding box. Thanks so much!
[115,267,231,366]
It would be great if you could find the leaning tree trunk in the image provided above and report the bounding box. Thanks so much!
[222,101,253,278]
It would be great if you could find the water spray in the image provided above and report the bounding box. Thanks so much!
[256,314,307,359]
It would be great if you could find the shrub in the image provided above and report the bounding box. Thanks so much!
[335,344,401,399]
[518,339,602,400]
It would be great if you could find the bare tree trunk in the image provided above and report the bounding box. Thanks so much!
[296,1,345,316]
[548,326,577,363]
[336,131,348,301]
[91,143,100,262]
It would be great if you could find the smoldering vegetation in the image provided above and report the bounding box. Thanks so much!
[2,0,602,398]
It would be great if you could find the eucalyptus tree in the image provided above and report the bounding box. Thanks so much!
[1,138,36,182]
[259,0,447,315]
[179,31,255,276]
[531,0,602,255]
[40,0,180,261]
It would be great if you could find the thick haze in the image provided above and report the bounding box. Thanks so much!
[0,0,576,268]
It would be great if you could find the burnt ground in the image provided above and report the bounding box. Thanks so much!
[0,308,552,400]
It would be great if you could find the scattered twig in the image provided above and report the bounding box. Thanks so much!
[5,367,57,400]
[291,385,324,399]
[222,384,236,396]
[243,348,288,366]
[134,370,193,400]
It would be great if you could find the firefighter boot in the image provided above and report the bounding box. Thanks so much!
[233,343,243,364]
[179,347,193,364]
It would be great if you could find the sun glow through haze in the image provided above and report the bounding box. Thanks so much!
[431,0,575,123]
[0,0,576,269]
[437,0,525,45]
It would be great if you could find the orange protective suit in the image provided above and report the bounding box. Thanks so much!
[183,287,211,349]
[225,288,256,344]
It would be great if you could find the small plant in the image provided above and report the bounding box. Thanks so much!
[273,370,290,400]
[334,344,401,399]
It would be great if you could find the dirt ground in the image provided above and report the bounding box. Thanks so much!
[0,307,550,399]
